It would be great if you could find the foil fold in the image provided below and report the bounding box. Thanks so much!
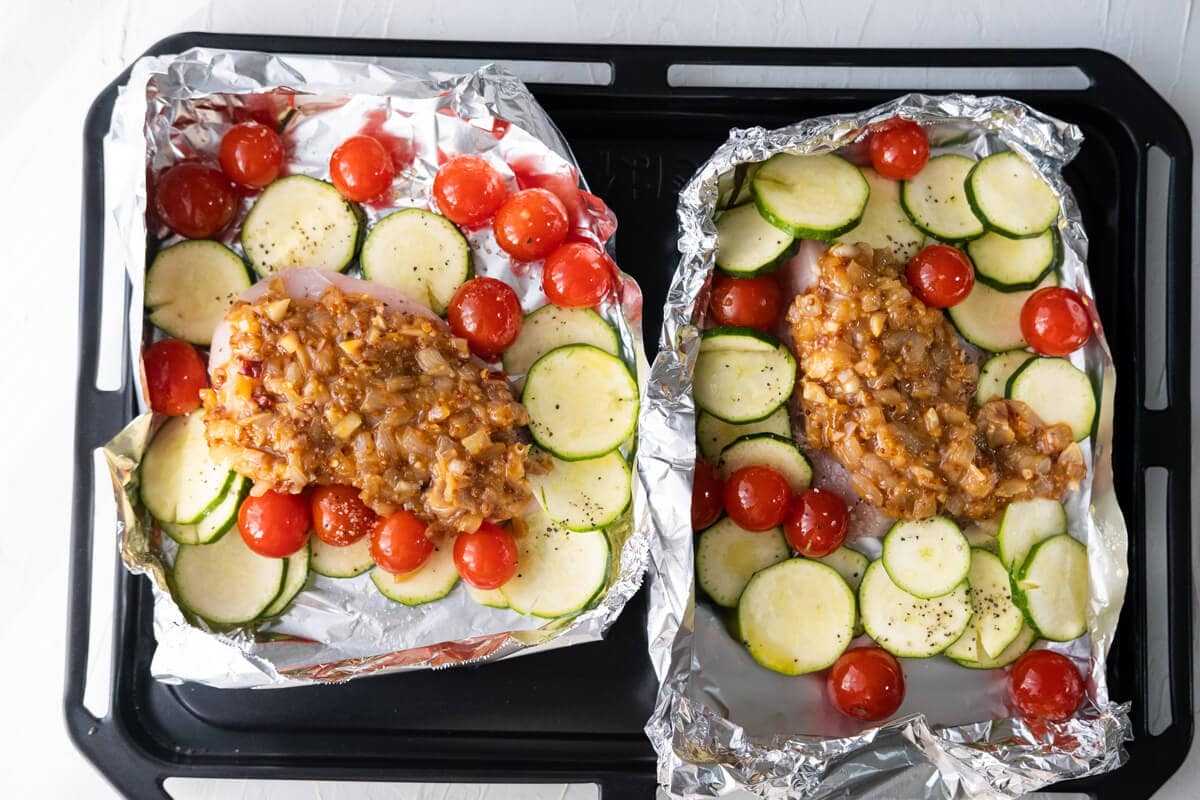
[641,94,1131,799]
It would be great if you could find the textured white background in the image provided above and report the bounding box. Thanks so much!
[0,0,1196,798]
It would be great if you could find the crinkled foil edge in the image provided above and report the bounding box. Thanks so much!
[641,93,1131,799]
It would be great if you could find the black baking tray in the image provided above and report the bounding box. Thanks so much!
[68,35,1192,799]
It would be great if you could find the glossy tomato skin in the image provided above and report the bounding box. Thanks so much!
[144,339,208,416]
[329,135,395,203]
[828,647,906,722]
[493,188,570,261]
[453,521,519,590]
[238,490,312,558]
[784,488,849,557]
[155,162,237,238]
[1009,649,1085,722]
[691,458,725,531]
[542,242,615,308]
[310,484,378,546]
[447,277,523,359]
[433,155,508,226]
[722,466,792,532]
[906,244,975,308]
[370,510,435,574]
[1020,287,1092,356]
[869,118,930,181]
[219,121,285,188]
[709,274,783,331]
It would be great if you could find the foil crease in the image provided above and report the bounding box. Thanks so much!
[101,48,648,687]
[641,94,1131,798]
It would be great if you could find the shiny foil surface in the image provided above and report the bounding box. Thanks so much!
[641,94,1131,799]
[101,48,649,687]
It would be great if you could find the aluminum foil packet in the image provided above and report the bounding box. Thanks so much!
[101,48,649,687]
[641,94,1131,799]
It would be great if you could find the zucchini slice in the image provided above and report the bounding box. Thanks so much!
[737,558,856,675]
[835,167,924,262]
[141,411,234,525]
[467,585,510,609]
[965,152,1059,238]
[943,617,980,662]
[696,407,791,463]
[967,228,1057,291]
[750,153,869,240]
[522,344,638,461]
[531,449,631,532]
[948,272,1057,353]
[975,350,1034,405]
[967,548,1025,658]
[502,305,619,391]
[360,208,472,314]
[1006,357,1096,441]
[859,560,973,658]
[718,433,812,494]
[146,240,251,345]
[814,545,870,637]
[262,543,312,617]
[693,327,796,424]
[172,528,286,625]
[160,474,249,546]
[900,154,985,242]
[241,175,361,276]
[310,534,375,578]
[714,202,797,277]
[948,623,1037,670]
[1012,534,1089,642]
[881,516,970,599]
[695,518,789,607]
[500,510,610,618]
[370,539,459,606]
[997,498,1068,571]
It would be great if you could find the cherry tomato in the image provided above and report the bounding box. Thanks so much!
[709,274,783,331]
[154,162,236,238]
[493,188,569,261]
[453,521,519,590]
[218,121,285,188]
[542,243,615,308]
[1020,287,1092,356]
[447,277,523,358]
[143,339,208,416]
[329,135,395,202]
[869,118,930,181]
[722,466,792,532]
[1009,649,1085,722]
[370,510,434,574]
[691,458,725,531]
[784,488,849,557]
[238,490,311,558]
[906,244,975,307]
[310,484,378,546]
[433,155,508,226]
[828,647,906,722]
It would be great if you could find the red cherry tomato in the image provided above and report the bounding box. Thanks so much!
[154,162,236,238]
[370,510,434,574]
[218,121,285,188]
[1020,287,1092,356]
[493,188,569,261]
[329,135,395,202]
[310,484,378,546]
[869,118,930,181]
[722,466,792,532]
[709,274,783,331]
[828,647,906,722]
[1009,649,1085,722]
[447,277,523,358]
[906,244,975,308]
[784,488,849,557]
[542,243,615,308]
[691,458,725,531]
[453,521,519,590]
[238,490,311,558]
[433,155,508,226]
[143,339,208,416]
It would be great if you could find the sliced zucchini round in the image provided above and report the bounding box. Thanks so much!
[531,449,631,532]
[718,433,812,494]
[1011,534,1089,642]
[141,411,234,525]
[160,474,249,546]
[1006,357,1096,442]
[737,558,856,675]
[835,166,924,262]
[146,240,251,345]
[502,305,619,390]
[370,538,458,606]
[967,228,1057,291]
[696,407,791,463]
[948,623,1037,670]
[943,617,980,662]
[814,545,870,637]
[750,153,869,240]
[859,560,973,658]
[310,534,375,578]
[965,152,1060,238]
[967,548,1025,658]
[172,528,286,625]
[241,175,361,276]
[360,208,471,314]
[262,543,312,617]
[466,585,510,609]
[948,272,1057,353]
[695,518,789,608]
[714,202,797,277]
[500,510,610,618]
[881,516,970,599]
[997,497,1068,571]
[900,154,984,243]
[975,350,1034,405]
[522,344,638,461]
[693,328,796,424]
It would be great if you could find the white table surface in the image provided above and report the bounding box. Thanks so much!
[1,0,1196,797]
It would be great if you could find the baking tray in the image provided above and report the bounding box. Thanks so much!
[67,35,1192,799]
